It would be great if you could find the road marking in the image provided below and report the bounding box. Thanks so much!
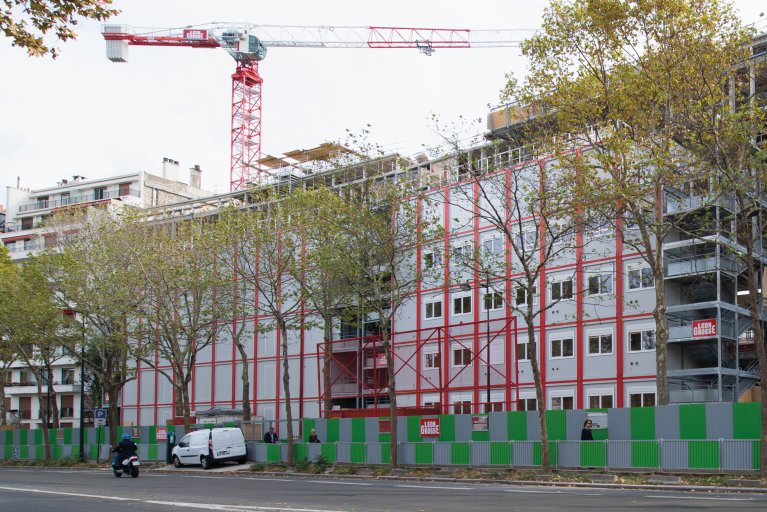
[0,486,140,501]
[145,500,349,511]
[396,484,475,490]
[308,480,372,486]
[644,495,753,501]
[504,489,604,496]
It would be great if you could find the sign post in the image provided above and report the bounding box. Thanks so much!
[94,408,107,463]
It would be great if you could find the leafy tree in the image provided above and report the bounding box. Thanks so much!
[131,218,225,429]
[1,0,118,57]
[40,209,142,445]
[218,197,305,463]
[0,245,19,426]
[513,0,750,406]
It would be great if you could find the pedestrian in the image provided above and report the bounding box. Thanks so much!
[264,426,279,444]
[581,418,594,441]
[308,429,320,443]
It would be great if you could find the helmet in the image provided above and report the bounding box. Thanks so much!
[122,433,131,440]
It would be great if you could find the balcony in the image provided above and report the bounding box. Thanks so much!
[6,241,45,254]
[18,188,140,214]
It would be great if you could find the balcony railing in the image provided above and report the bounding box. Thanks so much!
[18,188,140,213]
[6,242,45,254]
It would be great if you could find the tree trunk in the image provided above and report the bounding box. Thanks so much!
[236,343,252,422]
[37,391,52,460]
[106,380,122,447]
[280,321,294,464]
[526,311,549,472]
[322,317,333,414]
[383,326,398,467]
[0,368,6,426]
[744,253,767,476]
[652,265,670,406]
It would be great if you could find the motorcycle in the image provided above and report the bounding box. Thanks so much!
[112,454,140,478]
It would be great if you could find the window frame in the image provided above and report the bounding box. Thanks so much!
[423,248,442,270]
[451,343,472,368]
[423,348,440,370]
[516,336,535,362]
[550,393,574,410]
[587,388,614,409]
[452,294,472,316]
[482,290,504,311]
[587,330,614,356]
[627,264,655,291]
[628,387,657,408]
[586,267,614,296]
[424,299,443,320]
[549,332,575,359]
[549,276,574,302]
[627,325,656,353]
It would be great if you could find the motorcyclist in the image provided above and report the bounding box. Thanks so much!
[112,433,138,467]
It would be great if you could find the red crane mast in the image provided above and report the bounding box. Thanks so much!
[103,23,523,191]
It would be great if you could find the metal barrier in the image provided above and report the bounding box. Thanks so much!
[244,439,761,472]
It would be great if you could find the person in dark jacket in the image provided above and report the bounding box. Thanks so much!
[263,427,279,444]
[112,433,138,466]
[308,429,320,443]
[580,419,594,441]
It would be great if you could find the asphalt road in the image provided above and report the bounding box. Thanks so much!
[1,467,766,512]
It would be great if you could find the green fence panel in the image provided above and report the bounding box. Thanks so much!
[489,442,511,465]
[752,441,761,471]
[679,404,707,440]
[3,430,12,445]
[351,418,366,443]
[471,429,490,442]
[266,444,281,462]
[450,443,471,465]
[381,443,390,465]
[35,445,43,459]
[688,440,719,469]
[326,419,340,443]
[350,443,366,463]
[580,441,606,467]
[321,443,336,463]
[63,428,72,445]
[147,444,158,461]
[19,446,29,459]
[52,444,62,459]
[733,403,760,439]
[630,407,655,440]
[631,441,659,468]
[147,426,157,444]
[294,443,307,461]
[546,410,567,441]
[34,429,42,444]
[508,411,527,440]
[70,446,80,460]
[414,443,433,465]
[4,445,12,459]
[303,418,316,442]
[19,430,28,445]
[88,444,98,459]
[438,415,455,442]
[407,416,422,443]
[592,429,608,441]
[532,442,557,466]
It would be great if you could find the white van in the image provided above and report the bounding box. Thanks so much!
[172,427,247,469]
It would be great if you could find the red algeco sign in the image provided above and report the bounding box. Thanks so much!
[420,418,440,437]
[692,319,717,338]
[183,29,208,40]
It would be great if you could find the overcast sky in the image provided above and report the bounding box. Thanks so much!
[1,1,765,195]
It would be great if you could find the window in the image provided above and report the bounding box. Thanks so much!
[629,328,656,352]
[453,400,472,415]
[425,300,442,319]
[517,338,535,362]
[482,236,503,255]
[518,397,537,411]
[119,182,131,196]
[551,396,574,410]
[94,187,106,200]
[61,368,75,385]
[515,283,537,306]
[452,345,472,367]
[629,392,656,407]
[423,249,441,270]
[550,335,574,358]
[21,217,33,230]
[483,291,503,311]
[628,265,655,290]
[452,240,473,263]
[453,295,471,315]
[512,228,537,252]
[550,278,573,301]
[587,270,613,296]
[588,333,613,355]
[36,196,49,209]
[424,350,440,370]
[588,394,613,409]
[60,192,70,205]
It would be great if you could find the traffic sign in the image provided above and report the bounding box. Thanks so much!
[95,408,107,426]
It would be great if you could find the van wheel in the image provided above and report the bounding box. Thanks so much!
[172,455,182,468]
[237,457,247,464]
[200,456,211,470]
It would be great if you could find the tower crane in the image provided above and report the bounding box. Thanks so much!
[103,23,524,191]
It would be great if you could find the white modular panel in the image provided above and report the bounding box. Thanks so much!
[122,377,137,406]
[194,365,212,403]
[214,363,233,402]
[139,407,155,426]
[156,375,173,404]
[257,361,276,399]
[121,407,137,427]
[139,370,155,404]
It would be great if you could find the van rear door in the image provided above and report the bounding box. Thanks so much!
[212,429,233,459]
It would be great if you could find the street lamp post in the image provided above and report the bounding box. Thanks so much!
[485,277,491,411]
[79,316,86,462]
